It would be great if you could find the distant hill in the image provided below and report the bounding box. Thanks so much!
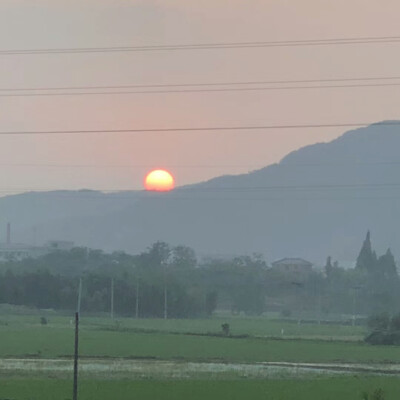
[2,121,400,264]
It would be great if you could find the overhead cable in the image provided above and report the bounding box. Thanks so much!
[0,121,398,135]
[2,34,400,55]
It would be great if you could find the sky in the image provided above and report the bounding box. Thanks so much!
[0,0,400,193]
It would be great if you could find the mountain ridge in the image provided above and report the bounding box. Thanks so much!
[1,121,400,264]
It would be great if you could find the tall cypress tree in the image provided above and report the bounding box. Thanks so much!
[378,248,398,277]
[356,231,377,272]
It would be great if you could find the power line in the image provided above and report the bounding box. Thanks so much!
[2,35,400,55]
[1,160,400,170]
[2,75,400,92]
[2,191,400,202]
[0,121,398,135]
[3,81,400,98]
[0,163,260,169]
[3,160,400,169]
[3,182,400,194]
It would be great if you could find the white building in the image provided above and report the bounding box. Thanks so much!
[0,223,74,263]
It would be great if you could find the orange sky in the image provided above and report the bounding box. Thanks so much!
[0,0,399,193]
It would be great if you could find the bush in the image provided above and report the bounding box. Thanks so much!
[365,313,400,345]
[365,330,400,345]
[389,313,400,331]
[40,317,48,325]
[367,313,390,331]
[361,388,385,400]
[221,323,230,336]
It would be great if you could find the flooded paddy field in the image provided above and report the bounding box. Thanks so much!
[1,358,400,380]
[0,315,399,399]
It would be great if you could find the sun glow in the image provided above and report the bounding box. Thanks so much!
[144,169,175,191]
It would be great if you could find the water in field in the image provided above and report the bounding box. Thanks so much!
[1,358,399,380]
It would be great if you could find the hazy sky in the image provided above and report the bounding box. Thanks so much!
[0,0,400,193]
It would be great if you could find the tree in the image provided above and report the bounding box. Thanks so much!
[232,254,267,269]
[356,231,378,272]
[378,249,397,278]
[365,313,400,345]
[325,256,333,278]
[390,313,400,331]
[171,245,197,269]
[140,241,171,269]
[367,313,390,331]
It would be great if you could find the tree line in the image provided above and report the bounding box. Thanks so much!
[0,232,398,319]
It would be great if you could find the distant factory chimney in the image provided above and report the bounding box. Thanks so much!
[6,223,11,245]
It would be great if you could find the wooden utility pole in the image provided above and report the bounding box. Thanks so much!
[77,278,82,314]
[73,277,82,400]
[164,284,168,319]
[163,263,168,320]
[111,278,114,319]
[135,279,139,319]
[351,285,362,327]
[73,311,79,400]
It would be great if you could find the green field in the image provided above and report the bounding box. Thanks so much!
[0,377,399,400]
[0,314,399,399]
[2,327,400,364]
[0,315,397,363]
[0,313,367,339]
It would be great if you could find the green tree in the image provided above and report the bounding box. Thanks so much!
[171,245,197,269]
[325,256,333,278]
[139,241,171,269]
[356,231,378,272]
[367,313,390,331]
[378,248,397,278]
[389,313,400,331]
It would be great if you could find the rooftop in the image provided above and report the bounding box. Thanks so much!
[272,258,313,267]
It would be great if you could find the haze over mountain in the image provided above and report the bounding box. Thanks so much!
[1,121,400,264]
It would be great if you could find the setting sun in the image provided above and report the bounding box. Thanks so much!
[144,169,175,191]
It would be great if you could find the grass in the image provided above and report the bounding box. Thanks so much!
[0,313,366,339]
[79,330,400,363]
[0,322,398,364]
[87,315,366,339]
[0,314,398,399]
[0,377,399,400]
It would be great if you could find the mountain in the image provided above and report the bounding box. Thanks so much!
[2,121,400,264]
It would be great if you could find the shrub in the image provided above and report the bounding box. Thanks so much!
[221,323,230,336]
[365,330,400,345]
[389,313,400,331]
[367,313,390,331]
[281,309,292,317]
[361,388,385,400]
[365,313,400,345]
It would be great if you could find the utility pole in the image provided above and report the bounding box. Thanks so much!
[163,262,168,320]
[135,279,139,319]
[77,278,82,314]
[73,311,79,400]
[73,277,82,400]
[291,281,304,325]
[111,278,114,320]
[351,285,362,327]
[163,283,168,320]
